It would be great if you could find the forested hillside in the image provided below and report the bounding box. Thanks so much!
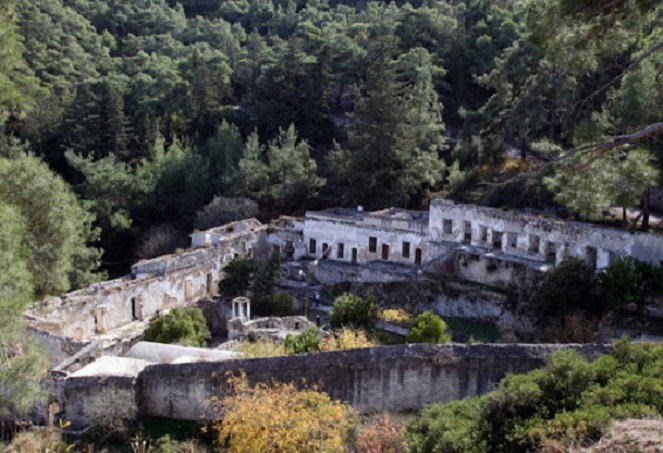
[1,0,662,279]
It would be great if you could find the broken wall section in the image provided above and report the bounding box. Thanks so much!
[430,200,663,270]
[28,220,270,342]
[55,343,611,426]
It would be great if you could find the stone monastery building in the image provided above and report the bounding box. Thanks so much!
[28,199,663,346]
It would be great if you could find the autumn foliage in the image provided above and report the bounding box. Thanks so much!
[319,327,377,351]
[212,371,357,453]
[355,414,408,453]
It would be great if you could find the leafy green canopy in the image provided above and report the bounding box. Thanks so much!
[0,153,103,297]
[407,339,663,452]
[599,256,663,310]
[144,307,210,347]
[329,293,376,330]
[284,326,321,355]
[406,311,451,344]
[0,201,47,415]
[531,257,604,324]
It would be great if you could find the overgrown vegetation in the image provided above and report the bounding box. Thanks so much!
[218,254,292,316]
[599,256,663,310]
[532,257,603,324]
[406,311,451,344]
[284,326,321,355]
[2,0,663,446]
[217,256,255,298]
[407,339,663,452]
[329,293,377,330]
[144,307,210,347]
[355,414,408,453]
[231,338,287,359]
[531,256,663,342]
[210,371,357,453]
[319,327,377,351]
[379,308,412,327]
[0,0,660,285]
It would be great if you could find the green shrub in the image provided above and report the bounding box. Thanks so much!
[284,326,320,354]
[406,311,450,344]
[251,252,282,316]
[144,307,210,347]
[218,256,255,297]
[407,339,663,452]
[329,293,376,329]
[599,256,663,310]
[268,292,296,317]
[532,257,604,324]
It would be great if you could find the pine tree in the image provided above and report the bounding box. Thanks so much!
[0,152,103,297]
[331,33,446,208]
[0,201,47,415]
[332,30,405,208]
[0,0,36,128]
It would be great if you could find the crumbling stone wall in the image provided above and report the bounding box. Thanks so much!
[304,208,430,267]
[28,220,270,341]
[57,343,610,425]
[29,200,663,360]
[429,200,663,269]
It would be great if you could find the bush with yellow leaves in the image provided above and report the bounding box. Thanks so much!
[379,309,412,327]
[211,371,357,453]
[355,414,408,453]
[319,327,377,351]
[230,338,286,358]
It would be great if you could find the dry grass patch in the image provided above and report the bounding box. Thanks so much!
[582,418,663,453]
[231,338,286,358]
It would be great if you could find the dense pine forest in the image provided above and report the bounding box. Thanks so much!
[1,0,662,281]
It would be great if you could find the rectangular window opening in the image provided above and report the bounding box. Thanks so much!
[443,219,453,234]
[546,242,557,263]
[381,244,390,260]
[402,241,411,258]
[507,232,518,248]
[529,235,540,254]
[309,238,317,255]
[464,221,472,244]
[369,237,377,253]
[337,243,344,259]
[492,231,503,250]
[586,246,597,271]
[479,225,488,242]
[131,297,137,321]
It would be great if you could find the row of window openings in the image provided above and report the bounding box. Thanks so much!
[128,273,216,322]
[445,220,560,260]
[309,238,422,264]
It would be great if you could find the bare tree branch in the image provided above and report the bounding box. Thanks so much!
[577,39,663,117]
[483,121,663,186]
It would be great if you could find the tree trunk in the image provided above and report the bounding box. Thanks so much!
[641,187,651,231]
[549,67,557,142]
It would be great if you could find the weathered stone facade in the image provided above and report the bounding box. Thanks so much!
[304,200,663,275]
[31,200,663,427]
[28,200,663,346]
[57,343,610,426]
[27,219,270,342]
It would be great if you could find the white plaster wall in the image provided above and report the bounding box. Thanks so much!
[304,218,428,266]
[31,227,269,341]
[429,201,663,269]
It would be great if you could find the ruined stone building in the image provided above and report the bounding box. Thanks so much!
[28,199,663,350]
[29,199,663,427]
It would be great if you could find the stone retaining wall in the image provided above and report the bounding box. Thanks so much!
[58,343,610,426]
